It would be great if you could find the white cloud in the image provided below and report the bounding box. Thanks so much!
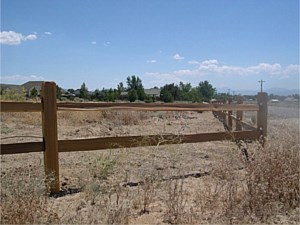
[247,63,282,75]
[0,31,23,45]
[145,59,299,86]
[144,72,185,87]
[147,59,157,63]
[173,54,184,60]
[104,41,110,46]
[174,69,202,76]
[284,64,299,74]
[91,41,97,45]
[189,59,295,78]
[0,31,37,45]
[0,75,45,83]
[44,31,52,35]
[25,34,37,41]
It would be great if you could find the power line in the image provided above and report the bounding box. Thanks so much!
[258,80,265,92]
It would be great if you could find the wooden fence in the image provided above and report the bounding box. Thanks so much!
[0,82,268,193]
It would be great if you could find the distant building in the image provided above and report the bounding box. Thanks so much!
[284,97,298,102]
[119,88,161,101]
[270,99,279,103]
[22,81,43,97]
[144,88,160,100]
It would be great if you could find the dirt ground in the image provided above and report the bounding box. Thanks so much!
[1,103,299,224]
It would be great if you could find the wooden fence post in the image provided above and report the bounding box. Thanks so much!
[236,96,243,131]
[228,99,233,131]
[257,92,268,142]
[221,100,227,126]
[42,82,60,193]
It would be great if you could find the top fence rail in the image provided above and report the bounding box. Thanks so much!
[0,101,259,112]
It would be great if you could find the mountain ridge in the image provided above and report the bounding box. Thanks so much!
[217,87,299,96]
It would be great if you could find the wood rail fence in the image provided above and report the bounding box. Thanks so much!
[0,82,268,193]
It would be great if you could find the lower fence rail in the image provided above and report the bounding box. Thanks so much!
[1,130,261,155]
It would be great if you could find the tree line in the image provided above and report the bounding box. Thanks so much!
[61,75,217,103]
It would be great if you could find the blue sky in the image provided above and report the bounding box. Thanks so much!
[1,0,299,93]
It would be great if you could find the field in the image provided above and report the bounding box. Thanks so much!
[1,102,299,224]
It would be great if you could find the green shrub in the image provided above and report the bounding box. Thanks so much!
[0,88,26,101]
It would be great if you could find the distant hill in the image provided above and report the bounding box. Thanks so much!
[217,87,299,96]
[265,88,299,96]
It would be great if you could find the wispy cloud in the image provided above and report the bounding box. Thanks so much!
[147,59,157,63]
[91,41,97,45]
[144,59,299,87]
[188,60,200,65]
[144,72,186,87]
[0,31,37,45]
[0,75,45,84]
[186,59,298,78]
[103,41,110,46]
[44,31,52,35]
[173,54,184,60]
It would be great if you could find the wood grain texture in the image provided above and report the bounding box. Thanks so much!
[58,131,261,152]
[0,102,42,112]
[57,102,259,112]
[236,96,244,131]
[257,92,268,137]
[0,142,44,154]
[0,130,260,155]
[42,82,60,193]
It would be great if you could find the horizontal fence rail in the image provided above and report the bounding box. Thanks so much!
[1,130,261,155]
[1,101,259,112]
[0,81,268,193]
[1,142,45,155]
[0,102,42,112]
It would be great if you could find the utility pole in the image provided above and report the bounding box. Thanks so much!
[258,80,265,92]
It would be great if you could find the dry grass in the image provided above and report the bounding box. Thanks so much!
[1,112,42,126]
[191,121,300,224]
[0,167,60,224]
[1,107,299,224]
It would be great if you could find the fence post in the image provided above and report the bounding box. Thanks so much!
[257,92,268,142]
[42,82,60,193]
[222,100,227,126]
[236,96,243,131]
[228,98,233,131]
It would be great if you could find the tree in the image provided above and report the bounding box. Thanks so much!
[189,88,201,102]
[107,88,118,102]
[67,89,75,94]
[128,89,138,102]
[160,88,174,102]
[56,85,62,100]
[160,83,180,102]
[197,81,216,102]
[126,75,145,101]
[179,82,192,101]
[117,82,125,95]
[79,82,89,99]
[30,87,38,98]
[92,89,101,101]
